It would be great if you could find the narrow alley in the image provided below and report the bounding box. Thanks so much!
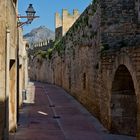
[10,82,136,140]
[0,0,140,140]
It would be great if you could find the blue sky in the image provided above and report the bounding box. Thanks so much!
[18,0,92,34]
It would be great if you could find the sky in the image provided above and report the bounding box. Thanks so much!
[18,0,92,34]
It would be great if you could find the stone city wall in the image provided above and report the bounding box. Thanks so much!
[30,1,101,121]
[29,0,140,139]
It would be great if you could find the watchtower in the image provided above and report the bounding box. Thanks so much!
[55,9,80,40]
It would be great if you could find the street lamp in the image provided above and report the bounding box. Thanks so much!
[17,4,39,27]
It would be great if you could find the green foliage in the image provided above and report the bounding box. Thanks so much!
[53,39,65,56]
[35,38,65,60]
[46,48,53,59]
[34,50,47,59]
[34,48,53,60]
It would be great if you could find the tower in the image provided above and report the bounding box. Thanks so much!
[55,9,80,40]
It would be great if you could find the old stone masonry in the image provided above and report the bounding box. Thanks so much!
[29,0,140,140]
[0,0,29,140]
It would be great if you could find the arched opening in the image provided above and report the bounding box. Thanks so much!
[111,65,137,136]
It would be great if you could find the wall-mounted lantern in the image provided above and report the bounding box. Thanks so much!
[17,4,39,27]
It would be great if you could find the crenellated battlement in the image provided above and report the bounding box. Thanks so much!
[31,39,53,48]
[55,9,80,40]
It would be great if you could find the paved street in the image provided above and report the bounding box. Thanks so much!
[10,82,136,140]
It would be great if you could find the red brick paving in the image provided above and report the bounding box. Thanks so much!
[9,82,136,140]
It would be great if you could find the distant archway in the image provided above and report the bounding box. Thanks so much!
[111,65,137,136]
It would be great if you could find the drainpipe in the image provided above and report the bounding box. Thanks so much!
[16,27,20,124]
[5,28,10,140]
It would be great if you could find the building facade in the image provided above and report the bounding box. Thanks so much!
[0,0,28,139]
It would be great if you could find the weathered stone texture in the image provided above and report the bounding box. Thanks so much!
[0,0,19,139]
[29,1,140,139]
[100,0,139,49]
